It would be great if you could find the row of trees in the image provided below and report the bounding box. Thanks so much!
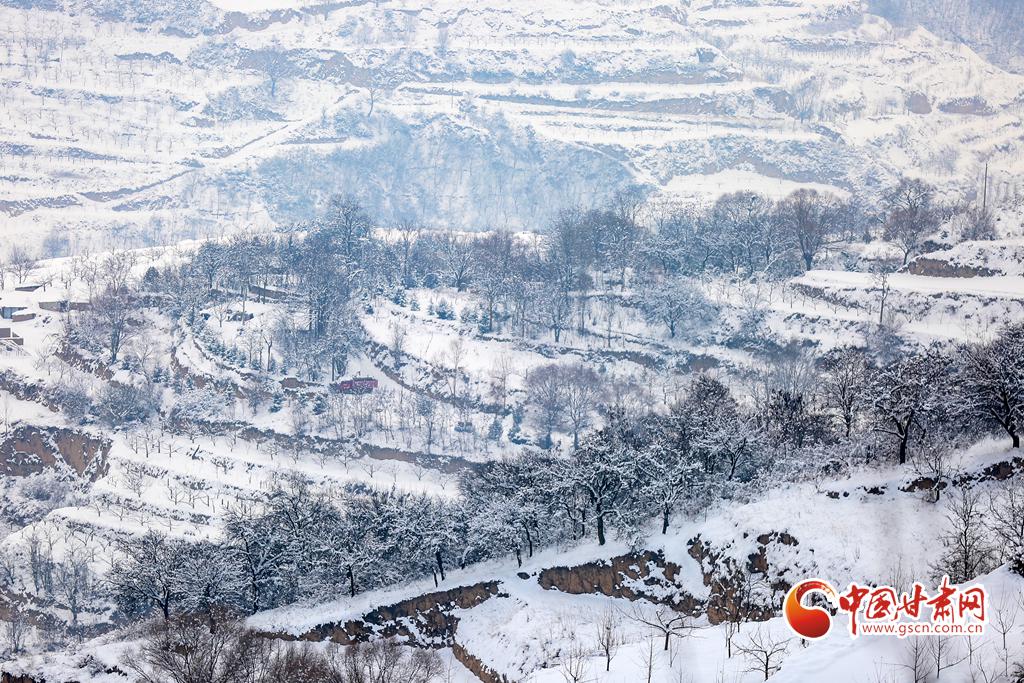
[125,175,975,378]
[108,322,1024,624]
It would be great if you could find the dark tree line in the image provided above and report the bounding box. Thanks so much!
[108,323,1024,624]
[138,176,975,362]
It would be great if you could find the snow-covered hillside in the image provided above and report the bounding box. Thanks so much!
[2,0,1024,249]
[2,2,1024,682]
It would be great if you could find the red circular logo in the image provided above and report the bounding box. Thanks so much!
[785,579,838,639]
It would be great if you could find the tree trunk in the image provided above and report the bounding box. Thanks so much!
[662,504,670,534]
[596,510,606,546]
[435,549,445,581]
[347,564,356,598]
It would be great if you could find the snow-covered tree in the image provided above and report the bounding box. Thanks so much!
[955,324,1024,448]
[884,178,939,265]
[862,350,947,465]
[640,276,718,338]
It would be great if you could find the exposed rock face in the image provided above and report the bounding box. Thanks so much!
[0,426,110,481]
[255,582,514,681]
[284,581,503,647]
[537,535,800,626]
[451,642,516,683]
[1,674,50,683]
[688,532,799,624]
[537,550,701,614]
[905,257,996,278]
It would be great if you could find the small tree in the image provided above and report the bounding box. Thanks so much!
[898,636,930,683]
[528,365,567,447]
[884,178,938,265]
[988,481,1024,575]
[562,363,602,448]
[932,488,996,583]
[863,351,944,465]
[87,284,138,363]
[8,246,37,284]
[4,610,29,654]
[640,275,718,338]
[779,189,841,270]
[558,640,590,683]
[736,627,789,681]
[956,324,1024,449]
[54,551,91,628]
[627,604,699,652]
[596,609,621,672]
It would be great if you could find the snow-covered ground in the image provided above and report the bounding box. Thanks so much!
[2,1,1024,681]
[2,0,1024,251]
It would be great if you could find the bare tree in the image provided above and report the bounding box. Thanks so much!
[528,365,567,447]
[488,354,514,409]
[627,604,700,652]
[779,189,841,270]
[820,347,867,438]
[562,364,602,448]
[595,609,621,672]
[435,230,474,291]
[87,284,137,363]
[929,635,967,680]
[4,611,29,654]
[872,267,894,326]
[122,463,149,499]
[54,550,90,628]
[558,641,590,683]
[8,245,37,284]
[445,338,465,401]
[956,324,1024,449]
[932,487,996,583]
[990,593,1019,677]
[389,323,407,367]
[897,637,930,683]
[884,178,938,265]
[735,627,789,681]
[636,636,658,683]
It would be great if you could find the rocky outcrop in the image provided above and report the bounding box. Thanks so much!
[0,426,110,481]
[257,581,511,682]
[905,257,995,278]
[688,532,798,624]
[537,534,800,626]
[537,550,700,613]
[1,674,51,683]
[282,581,502,647]
[451,642,515,683]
